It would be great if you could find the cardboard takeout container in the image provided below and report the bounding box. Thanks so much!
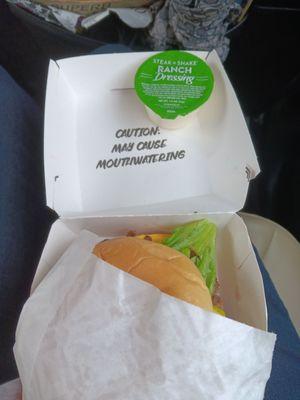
[35,51,266,330]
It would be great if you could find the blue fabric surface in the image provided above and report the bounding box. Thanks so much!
[253,247,300,399]
[0,65,57,383]
[1,51,300,397]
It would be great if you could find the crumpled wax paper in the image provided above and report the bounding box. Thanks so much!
[14,230,276,400]
[149,0,241,61]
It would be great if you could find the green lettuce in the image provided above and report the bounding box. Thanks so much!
[163,220,217,294]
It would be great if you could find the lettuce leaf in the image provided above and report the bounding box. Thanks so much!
[163,220,217,293]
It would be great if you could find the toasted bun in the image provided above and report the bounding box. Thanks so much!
[93,237,213,312]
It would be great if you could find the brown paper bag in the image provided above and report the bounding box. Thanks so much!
[32,0,154,16]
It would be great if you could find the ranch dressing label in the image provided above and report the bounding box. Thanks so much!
[135,51,214,120]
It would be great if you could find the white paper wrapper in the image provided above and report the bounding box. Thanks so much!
[14,230,276,400]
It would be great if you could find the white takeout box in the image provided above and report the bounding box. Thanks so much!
[35,50,266,332]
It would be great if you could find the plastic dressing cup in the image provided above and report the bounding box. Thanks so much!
[135,50,214,130]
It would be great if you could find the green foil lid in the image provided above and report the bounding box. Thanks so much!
[135,51,214,120]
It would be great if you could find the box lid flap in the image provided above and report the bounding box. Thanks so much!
[44,51,259,217]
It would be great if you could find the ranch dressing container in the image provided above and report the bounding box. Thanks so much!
[135,50,214,129]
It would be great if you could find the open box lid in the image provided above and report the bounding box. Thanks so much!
[44,51,259,218]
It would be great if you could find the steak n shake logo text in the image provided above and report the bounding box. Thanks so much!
[96,127,186,170]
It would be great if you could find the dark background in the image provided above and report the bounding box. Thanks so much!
[0,1,299,246]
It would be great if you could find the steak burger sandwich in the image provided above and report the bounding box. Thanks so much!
[93,219,224,315]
